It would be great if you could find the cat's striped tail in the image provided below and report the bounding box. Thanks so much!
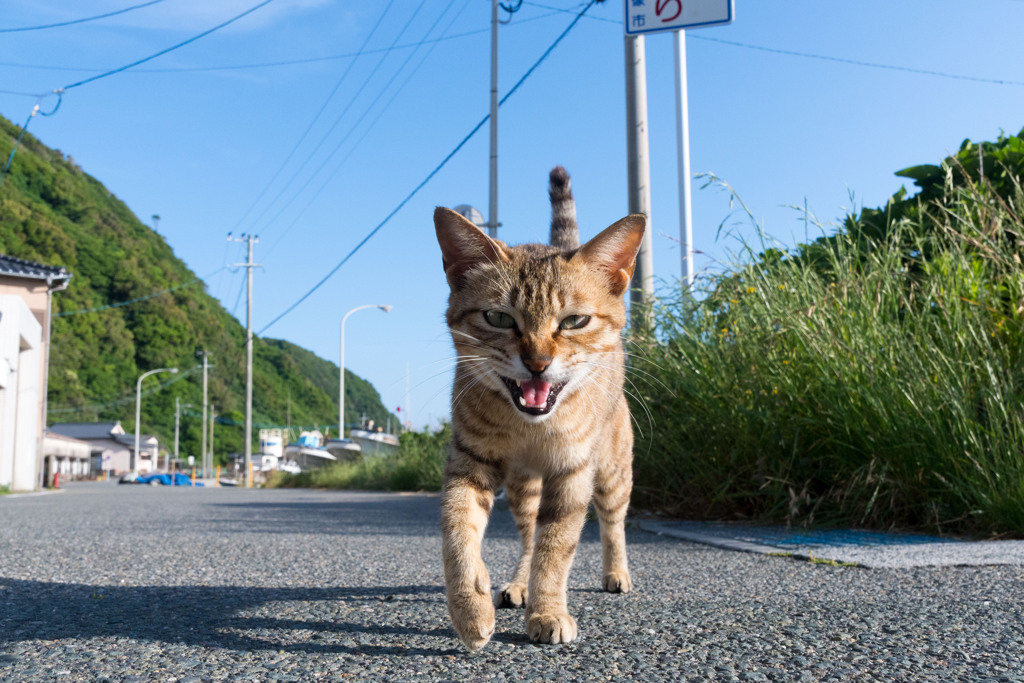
[549,166,579,250]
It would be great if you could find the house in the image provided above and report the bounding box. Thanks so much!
[0,254,70,491]
[42,430,92,482]
[48,421,163,475]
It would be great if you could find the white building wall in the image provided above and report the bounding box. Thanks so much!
[0,295,42,491]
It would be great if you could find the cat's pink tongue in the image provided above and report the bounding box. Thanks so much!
[521,378,552,408]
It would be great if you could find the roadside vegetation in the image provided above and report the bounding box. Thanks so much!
[263,129,1024,538]
[629,130,1024,537]
[267,423,450,492]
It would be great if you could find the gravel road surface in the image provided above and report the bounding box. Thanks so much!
[1,482,1022,682]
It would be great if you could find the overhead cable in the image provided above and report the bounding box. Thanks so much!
[0,11,563,74]
[232,0,398,233]
[263,0,472,259]
[60,0,277,91]
[0,0,168,33]
[255,0,459,245]
[246,0,431,237]
[55,267,227,317]
[257,0,599,335]
[690,34,1024,87]
[47,366,201,415]
[1,1,277,186]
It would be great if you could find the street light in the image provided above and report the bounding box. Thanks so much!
[339,305,392,437]
[134,367,178,473]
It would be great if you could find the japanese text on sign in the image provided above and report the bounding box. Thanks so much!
[624,0,734,36]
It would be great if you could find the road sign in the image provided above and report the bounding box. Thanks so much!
[625,0,734,36]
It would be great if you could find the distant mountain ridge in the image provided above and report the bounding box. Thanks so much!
[0,114,397,461]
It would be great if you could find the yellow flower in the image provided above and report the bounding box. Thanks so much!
[746,287,756,294]
[782,360,790,365]
[772,388,778,395]
[731,299,739,304]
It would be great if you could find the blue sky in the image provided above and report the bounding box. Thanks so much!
[3,0,1024,431]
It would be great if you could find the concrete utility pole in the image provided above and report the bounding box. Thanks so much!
[232,234,260,488]
[488,0,499,239]
[625,33,654,328]
[197,351,210,478]
[174,397,180,471]
[209,404,215,476]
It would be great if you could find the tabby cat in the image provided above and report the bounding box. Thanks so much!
[434,167,646,650]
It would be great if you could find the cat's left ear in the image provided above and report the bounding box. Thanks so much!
[574,214,647,296]
[434,206,510,289]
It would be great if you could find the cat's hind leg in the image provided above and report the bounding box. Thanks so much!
[593,408,634,594]
[441,449,502,651]
[495,470,541,609]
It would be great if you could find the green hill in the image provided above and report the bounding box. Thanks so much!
[0,114,397,462]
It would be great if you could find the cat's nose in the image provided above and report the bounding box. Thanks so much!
[522,355,552,376]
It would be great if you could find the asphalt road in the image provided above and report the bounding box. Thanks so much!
[1,482,1022,682]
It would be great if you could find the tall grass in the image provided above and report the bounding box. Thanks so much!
[267,423,450,492]
[630,178,1024,536]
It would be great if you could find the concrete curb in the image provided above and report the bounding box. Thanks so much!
[636,519,1024,569]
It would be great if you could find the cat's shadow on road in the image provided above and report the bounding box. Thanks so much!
[0,579,485,656]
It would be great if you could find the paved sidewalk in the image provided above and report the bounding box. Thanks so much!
[637,519,1024,569]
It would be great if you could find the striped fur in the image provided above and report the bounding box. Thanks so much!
[434,168,646,650]
[548,165,579,250]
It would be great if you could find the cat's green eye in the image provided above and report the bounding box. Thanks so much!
[484,310,516,329]
[559,314,591,330]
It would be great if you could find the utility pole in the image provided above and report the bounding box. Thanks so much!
[625,33,654,329]
[209,404,215,475]
[488,0,500,239]
[231,233,260,487]
[174,397,180,471]
[197,351,210,478]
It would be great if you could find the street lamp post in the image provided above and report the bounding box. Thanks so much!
[339,305,392,437]
[134,367,178,473]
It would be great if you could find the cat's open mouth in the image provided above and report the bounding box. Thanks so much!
[501,376,567,416]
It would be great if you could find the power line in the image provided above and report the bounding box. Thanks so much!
[244,0,431,238]
[0,96,62,186]
[263,0,473,260]
[54,267,227,317]
[0,11,561,75]
[1,1,277,186]
[257,0,599,335]
[231,0,398,233]
[535,0,1024,86]
[60,0,277,91]
[690,34,1024,87]
[256,0,462,248]
[0,0,168,33]
[47,365,201,415]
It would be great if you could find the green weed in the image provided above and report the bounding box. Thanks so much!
[629,166,1024,536]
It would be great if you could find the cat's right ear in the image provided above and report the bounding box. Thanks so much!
[434,207,509,289]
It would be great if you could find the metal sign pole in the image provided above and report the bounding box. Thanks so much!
[673,29,694,288]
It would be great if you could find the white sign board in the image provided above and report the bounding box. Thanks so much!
[625,0,734,36]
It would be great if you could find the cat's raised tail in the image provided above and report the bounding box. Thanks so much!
[549,166,579,250]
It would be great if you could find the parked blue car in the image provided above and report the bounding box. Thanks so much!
[136,473,203,487]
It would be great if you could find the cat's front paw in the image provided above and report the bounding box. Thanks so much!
[448,569,496,651]
[527,612,578,645]
[494,582,528,609]
[602,570,633,593]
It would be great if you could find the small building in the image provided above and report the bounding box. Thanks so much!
[0,254,71,491]
[48,421,162,475]
[42,430,92,482]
